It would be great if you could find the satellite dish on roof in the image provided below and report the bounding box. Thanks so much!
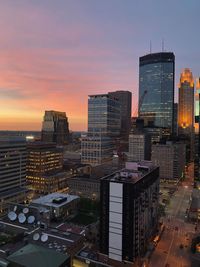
[18,213,26,223]
[8,211,17,221]
[28,215,35,224]
[41,233,48,242]
[23,207,29,214]
[13,206,17,212]
[33,233,40,241]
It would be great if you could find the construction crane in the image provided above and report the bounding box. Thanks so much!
[133,90,148,117]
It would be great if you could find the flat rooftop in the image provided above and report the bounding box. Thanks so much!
[31,193,79,208]
[102,161,157,184]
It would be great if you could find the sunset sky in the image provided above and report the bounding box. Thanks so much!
[0,0,200,131]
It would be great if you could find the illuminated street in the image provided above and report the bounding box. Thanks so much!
[149,164,197,267]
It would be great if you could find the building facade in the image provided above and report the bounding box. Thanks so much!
[108,91,132,137]
[26,142,69,194]
[139,52,175,132]
[67,177,100,199]
[81,134,113,166]
[99,161,159,266]
[194,77,200,180]
[178,69,194,160]
[128,131,151,161]
[0,137,28,213]
[178,69,194,135]
[41,110,70,145]
[151,141,186,180]
[88,94,121,136]
[81,94,121,166]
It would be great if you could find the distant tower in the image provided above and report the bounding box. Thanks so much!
[41,111,70,145]
[178,69,194,135]
[178,69,194,160]
[139,52,175,133]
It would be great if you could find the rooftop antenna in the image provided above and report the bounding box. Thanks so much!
[150,40,152,54]
[162,38,164,52]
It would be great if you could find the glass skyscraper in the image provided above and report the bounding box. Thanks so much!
[88,94,121,136]
[81,94,121,166]
[139,52,175,131]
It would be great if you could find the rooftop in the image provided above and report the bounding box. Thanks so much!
[7,243,69,267]
[102,161,156,184]
[31,193,79,208]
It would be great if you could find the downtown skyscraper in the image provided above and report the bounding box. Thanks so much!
[139,52,175,133]
[41,110,70,145]
[108,90,132,137]
[81,94,121,166]
[178,69,194,160]
[178,69,194,136]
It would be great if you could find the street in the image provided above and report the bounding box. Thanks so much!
[149,164,196,267]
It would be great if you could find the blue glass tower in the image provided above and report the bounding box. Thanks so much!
[139,52,175,132]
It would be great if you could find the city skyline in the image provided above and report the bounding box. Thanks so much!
[0,0,200,131]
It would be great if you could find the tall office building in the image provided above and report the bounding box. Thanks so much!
[41,110,70,145]
[178,69,194,160]
[88,94,121,136]
[173,103,178,136]
[99,161,159,266]
[108,91,132,137]
[0,137,28,213]
[81,94,121,166]
[26,142,66,193]
[194,77,200,180]
[139,52,175,132]
[178,69,194,135]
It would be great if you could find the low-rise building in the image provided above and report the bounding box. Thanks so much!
[31,192,79,221]
[67,177,100,199]
[128,131,151,161]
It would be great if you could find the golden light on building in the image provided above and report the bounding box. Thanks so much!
[178,68,194,134]
[196,77,200,89]
[179,68,194,88]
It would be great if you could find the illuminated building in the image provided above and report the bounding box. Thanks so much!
[41,110,70,145]
[99,161,159,266]
[139,52,175,133]
[0,137,28,213]
[178,69,194,134]
[27,142,70,194]
[178,69,194,160]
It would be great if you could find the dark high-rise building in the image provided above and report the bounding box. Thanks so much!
[0,137,28,213]
[194,78,200,180]
[173,103,178,136]
[88,94,121,137]
[41,110,70,145]
[81,94,121,166]
[108,91,132,137]
[139,52,175,132]
[99,161,159,266]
